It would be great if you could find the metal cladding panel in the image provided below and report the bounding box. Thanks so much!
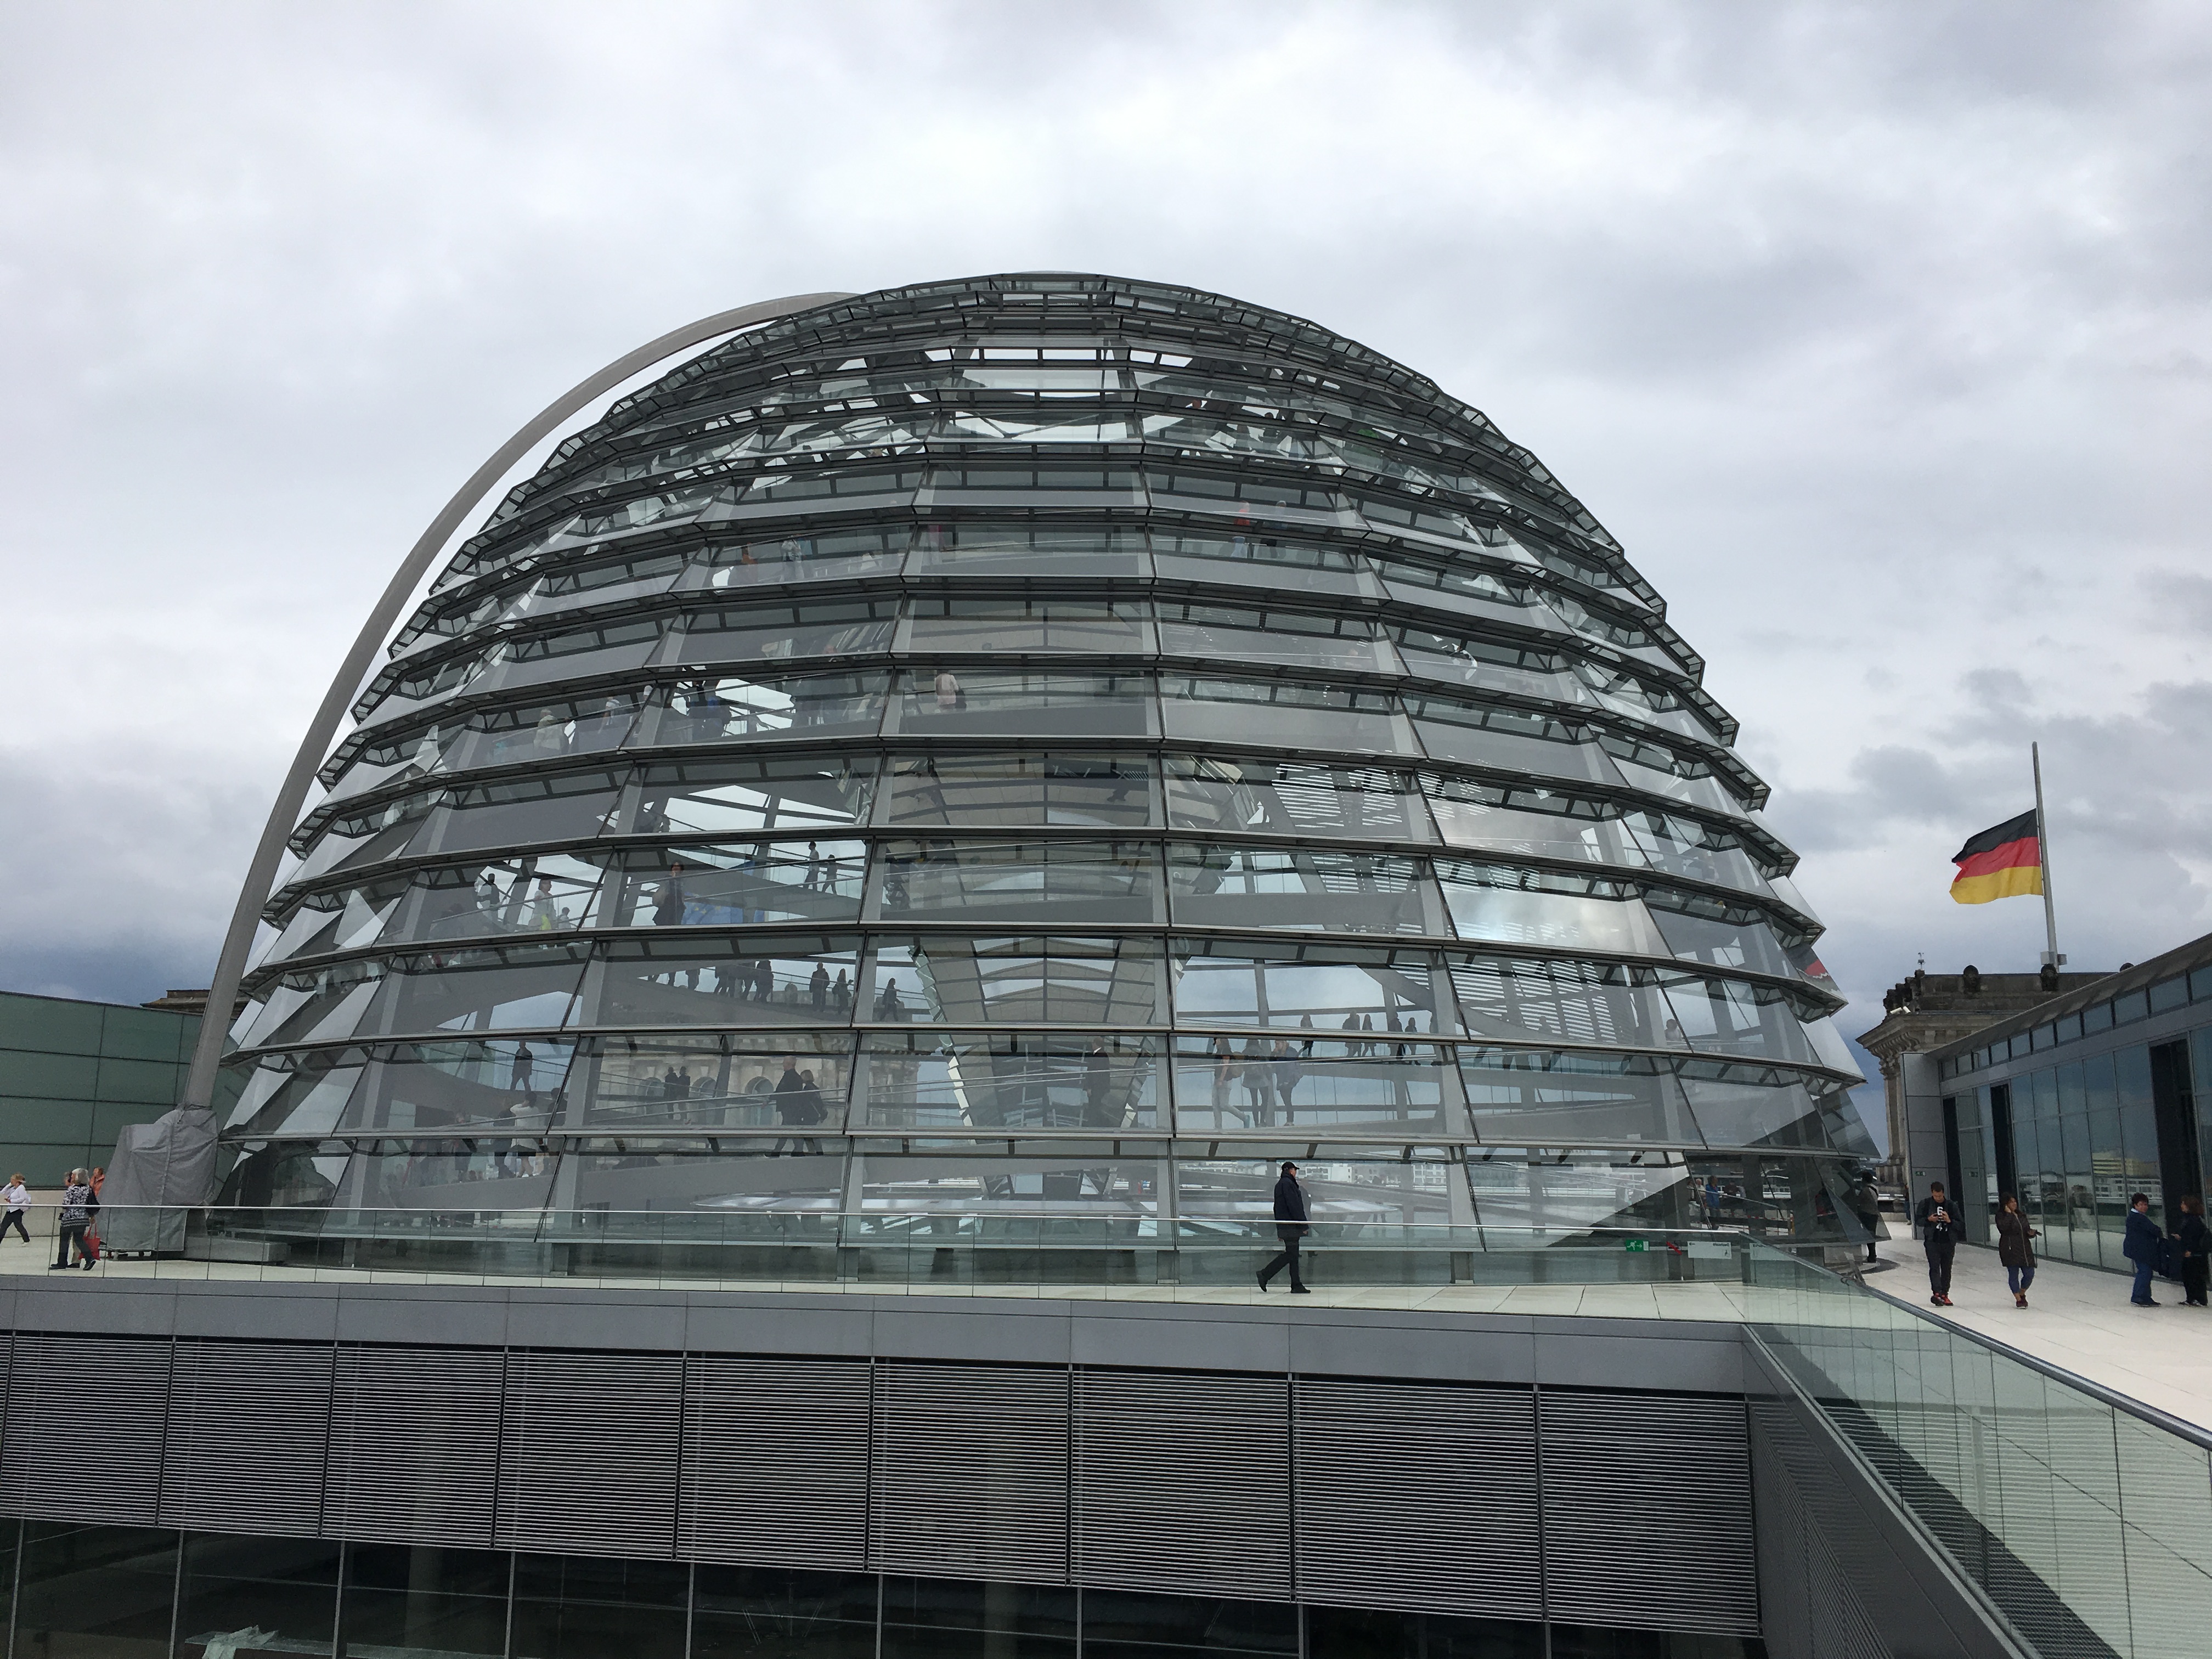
[1538,1389,1758,1637]
[679,1355,871,1568]
[1075,1368,1290,1601]
[1295,1377,1540,1619]
[495,1348,684,1559]
[871,1361,1069,1585]
[2,1333,171,1525]
[1748,1402,1894,1659]
[159,1338,334,1537]
[325,1342,506,1548]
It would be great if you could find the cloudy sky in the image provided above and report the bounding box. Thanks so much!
[3,2,2207,1142]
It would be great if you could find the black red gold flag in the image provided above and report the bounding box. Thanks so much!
[1949,809,2041,905]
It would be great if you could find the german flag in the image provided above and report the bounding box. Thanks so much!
[1950,809,2042,904]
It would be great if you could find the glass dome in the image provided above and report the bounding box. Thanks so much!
[220,273,1870,1249]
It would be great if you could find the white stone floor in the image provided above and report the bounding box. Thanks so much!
[1873,1238,2212,1432]
[0,1231,1759,1319]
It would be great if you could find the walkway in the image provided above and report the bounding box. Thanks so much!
[0,1237,1759,1320]
[1874,1239,2212,1433]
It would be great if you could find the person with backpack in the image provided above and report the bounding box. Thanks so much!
[1995,1192,2038,1308]
[2175,1197,2210,1308]
[50,1170,97,1271]
[1915,1182,1959,1306]
[1846,1169,1883,1263]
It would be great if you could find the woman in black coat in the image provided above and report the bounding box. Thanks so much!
[1995,1192,2038,1308]
[2177,1196,2211,1308]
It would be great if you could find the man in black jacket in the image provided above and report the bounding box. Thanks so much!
[1916,1182,1959,1306]
[1257,1161,1311,1294]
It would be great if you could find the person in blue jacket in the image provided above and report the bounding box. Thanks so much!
[2123,1193,2164,1308]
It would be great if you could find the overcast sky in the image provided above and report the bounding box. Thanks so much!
[3,1,2208,1143]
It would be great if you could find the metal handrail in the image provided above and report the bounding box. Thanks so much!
[1858,1278,2212,1451]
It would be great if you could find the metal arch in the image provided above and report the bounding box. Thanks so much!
[182,290,859,1111]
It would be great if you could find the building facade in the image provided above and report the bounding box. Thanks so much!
[1904,931,2212,1261]
[1856,966,2104,1189]
[0,991,220,1187]
[219,274,1870,1260]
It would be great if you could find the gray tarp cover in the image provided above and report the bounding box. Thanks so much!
[100,1107,218,1251]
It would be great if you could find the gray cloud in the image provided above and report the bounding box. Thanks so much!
[1,1,2208,1084]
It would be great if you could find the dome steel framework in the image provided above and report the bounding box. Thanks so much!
[216,273,1871,1251]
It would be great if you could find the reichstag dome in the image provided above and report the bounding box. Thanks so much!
[220,273,1871,1262]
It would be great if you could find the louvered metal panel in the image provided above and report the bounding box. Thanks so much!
[871,1361,1069,1585]
[1295,1377,1540,1618]
[1538,1389,1758,1636]
[1,1333,171,1523]
[1075,1368,1290,1601]
[679,1355,871,1568]
[496,1348,684,1558]
[159,1338,334,1537]
[1750,1401,1897,1659]
[325,1342,505,1548]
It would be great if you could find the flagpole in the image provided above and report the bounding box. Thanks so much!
[2033,742,2063,968]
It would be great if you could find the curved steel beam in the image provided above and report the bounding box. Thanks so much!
[183,291,857,1111]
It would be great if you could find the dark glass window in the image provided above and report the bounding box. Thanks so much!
[180,1533,340,1659]
[881,1576,1077,1659]
[510,1553,689,1659]
[340,1543,512,1657]
[1304,1605,1543,1659]
[18,1522,176,1659]
[1082,1587,1299,1659]
[693,1565,878,1659]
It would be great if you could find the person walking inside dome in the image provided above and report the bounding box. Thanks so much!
[1995,1192,2038,1308]
[1256,1160,1311,1294]
[1915,1182,1957,1306]
[0,1174,28,1244]
[653,864,687,927]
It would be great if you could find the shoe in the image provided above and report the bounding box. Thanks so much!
[43,1265,65,1271]
[1938,1295,1954,1306]
[2136,1299,2162,1307]
[1931,1296,1943,1306]
[1290,1285,1311,1295]
[2015,1294,2027,1308]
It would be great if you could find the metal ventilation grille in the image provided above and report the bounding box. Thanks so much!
[159,1339,334,1537]
[871,1361,1069,1585]
[1075,1368,1290,1601]
[680,1355,871,1568]
[1,1333,171,1525]
[325,1343,506,1548]
[1295,1377,1540,1619]
[1539,1389,1758,1635]
[496,1348,684,1558]
[1748,1400,1894,1659]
